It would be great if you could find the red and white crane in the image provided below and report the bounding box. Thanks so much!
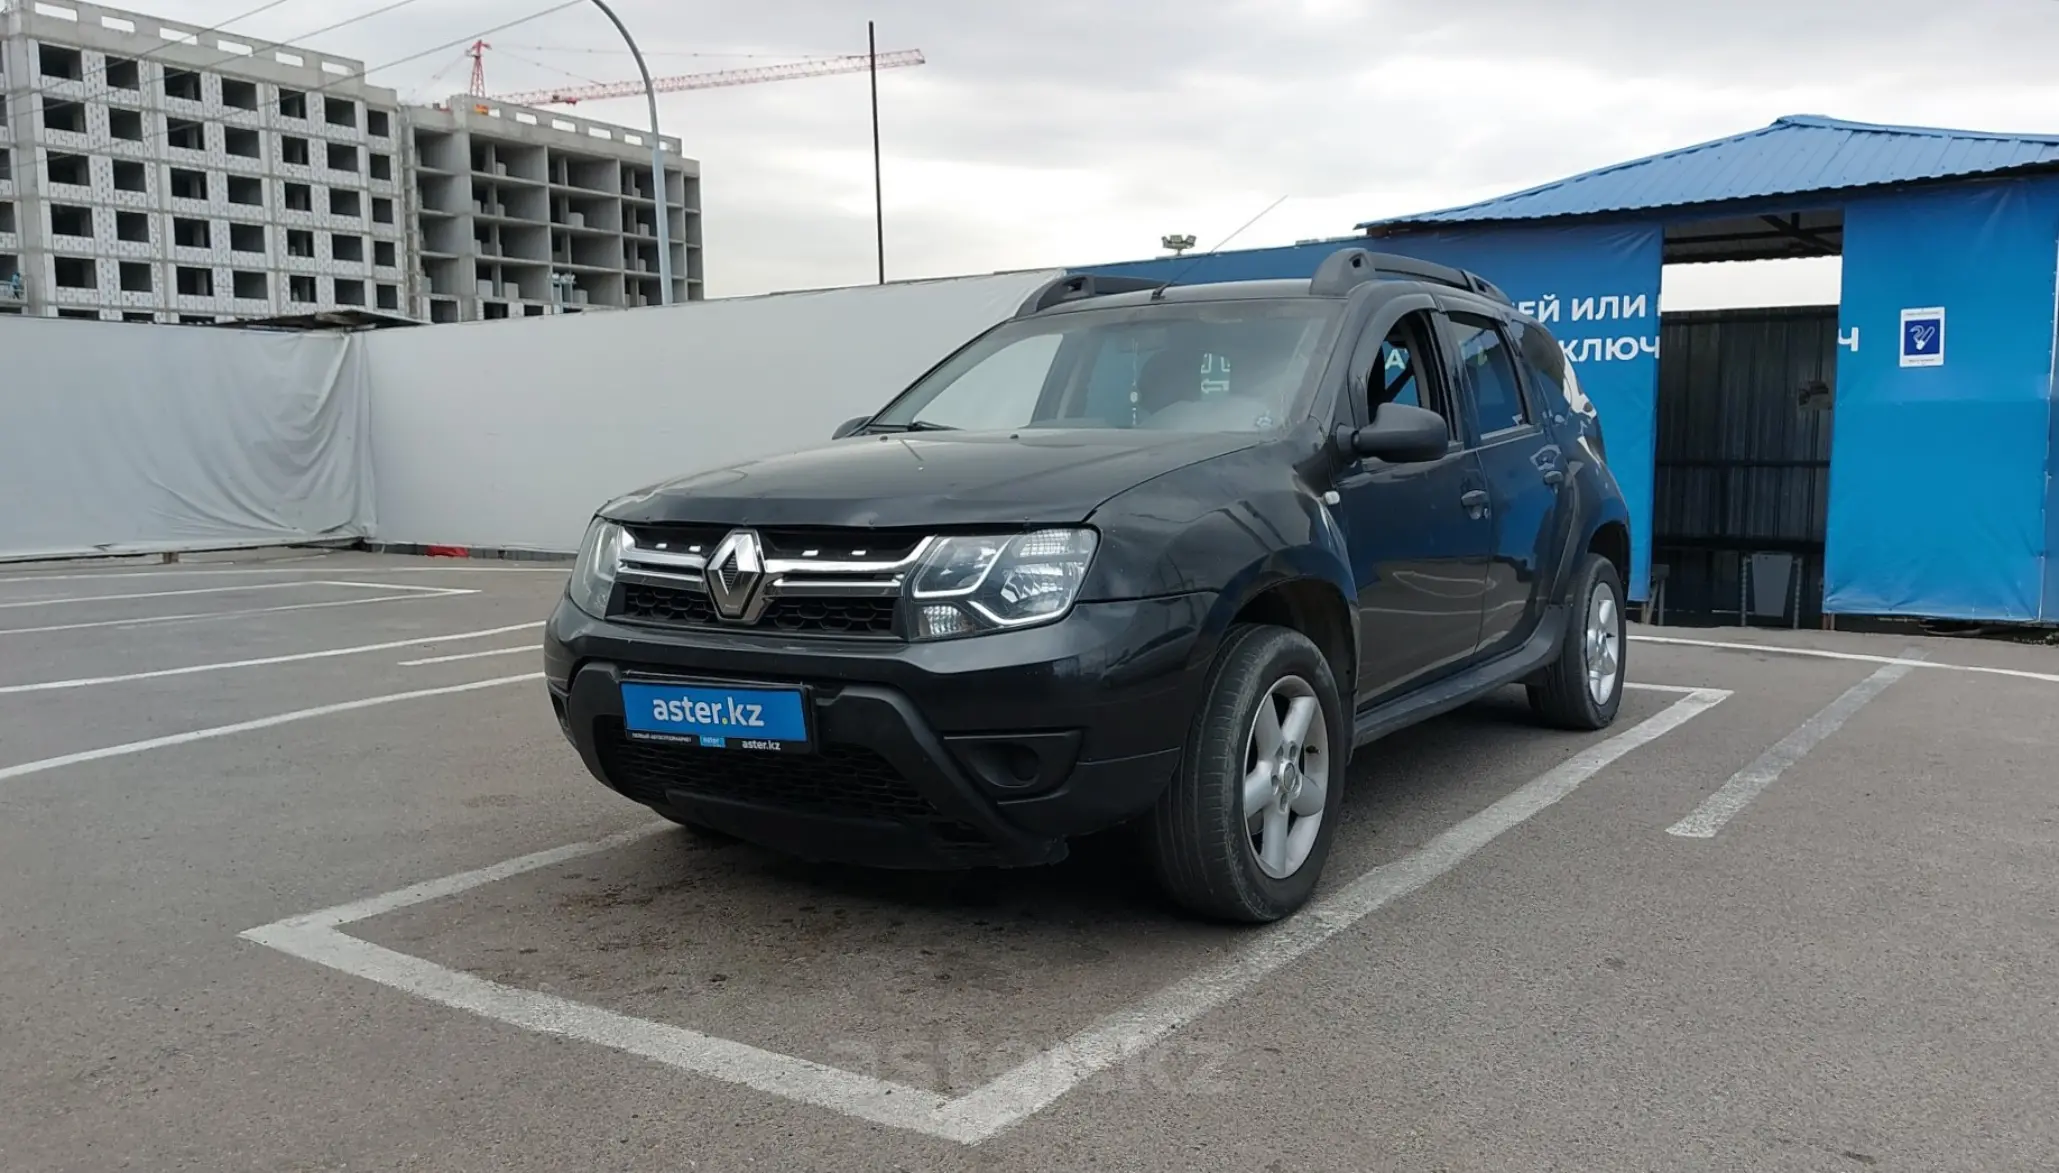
[464,41,925,108]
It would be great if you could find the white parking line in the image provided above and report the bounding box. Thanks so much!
[0,623,543,695]
[1632,633,2059,687]
[398,646,538,667]
[0,590,483,637]
[0,566,567,584]
[240,684,1732,1147]
[319,580,479,595]
[1666,651,1923,839]
[0,580,465,609]
[0,673,543,784]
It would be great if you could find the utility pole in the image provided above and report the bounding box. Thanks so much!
[870,20,884,285]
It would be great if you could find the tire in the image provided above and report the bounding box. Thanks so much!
[1145,623,1349,924]
[650,803,736,843]
[1528,552,1627,731]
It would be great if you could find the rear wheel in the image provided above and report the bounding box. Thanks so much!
[1145,624,1347,923]
[1528,552,1626,730]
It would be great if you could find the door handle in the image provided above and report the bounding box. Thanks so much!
[1542,469,1565,486]
[1460,489,1490,511]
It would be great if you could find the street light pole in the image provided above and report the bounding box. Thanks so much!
[869,20,884,284]
[589,0,675,307]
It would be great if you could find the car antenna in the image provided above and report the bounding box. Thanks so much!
[1150,195,1291,301]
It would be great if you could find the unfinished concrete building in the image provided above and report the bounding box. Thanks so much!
[0,0,407,322]
[404,97,701,322]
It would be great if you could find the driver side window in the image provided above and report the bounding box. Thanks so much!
[1367,311,1450,435]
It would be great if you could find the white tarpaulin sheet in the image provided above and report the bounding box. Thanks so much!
[0,317,374,562]
[363,269,1064,554]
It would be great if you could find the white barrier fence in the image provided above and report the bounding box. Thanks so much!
[0,317,374,562]
[0,269,1062,563]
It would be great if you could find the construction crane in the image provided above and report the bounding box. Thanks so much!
[472,46,926,108]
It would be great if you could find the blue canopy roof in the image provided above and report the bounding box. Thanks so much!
[1362,115,2059,229]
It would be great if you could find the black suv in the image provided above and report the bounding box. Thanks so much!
[543,247,1633,923]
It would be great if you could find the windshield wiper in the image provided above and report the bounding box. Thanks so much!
[866,420,958,433]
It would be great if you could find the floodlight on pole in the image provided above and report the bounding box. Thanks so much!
[1162,233,1197,256]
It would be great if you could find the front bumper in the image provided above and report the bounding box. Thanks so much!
[544,592,1214,868]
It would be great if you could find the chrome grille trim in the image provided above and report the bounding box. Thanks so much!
[618,534,934,581]
[621,547,709,573]
[612,528,932,636]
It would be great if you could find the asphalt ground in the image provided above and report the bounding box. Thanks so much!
[2,549,2056,1171]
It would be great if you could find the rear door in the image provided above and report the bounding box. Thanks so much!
[1439,305,1570,655]
[1328,300,1493,707]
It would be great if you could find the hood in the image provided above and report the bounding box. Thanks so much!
[600,428,1263,530]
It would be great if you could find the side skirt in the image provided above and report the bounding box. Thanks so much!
[1350,605,1568,748]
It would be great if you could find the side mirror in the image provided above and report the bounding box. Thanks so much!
[832,415,872,440]
[1346,402,1450,463]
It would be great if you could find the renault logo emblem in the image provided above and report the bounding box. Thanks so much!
[704,530,769,622]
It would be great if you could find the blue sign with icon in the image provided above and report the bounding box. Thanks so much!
[1899,306,1945,367]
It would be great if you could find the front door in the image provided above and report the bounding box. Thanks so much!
[1442,308,1569,654]
[1329,305,1493,707]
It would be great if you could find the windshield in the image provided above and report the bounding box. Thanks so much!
[867,299,1344,435]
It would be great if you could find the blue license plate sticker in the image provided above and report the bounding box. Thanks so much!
[620,682,810,751]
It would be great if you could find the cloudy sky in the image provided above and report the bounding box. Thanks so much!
[130,0,2059,303]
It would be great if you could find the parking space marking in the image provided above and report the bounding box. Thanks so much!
[0,590,484,638]
[0,623,542,696]
[1633,633,2059,687]
[0,580,467,609]
[239,685,1731,1147]
[1666,652,1923,840]
[398,646,537,667]
[0,673,543,785]
[241,824,959,1135]
[1625,682,1711,695]
[0,566,568,584]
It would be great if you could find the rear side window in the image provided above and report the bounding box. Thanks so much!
[1447,312,1529,436]
[1510,319,1575,418]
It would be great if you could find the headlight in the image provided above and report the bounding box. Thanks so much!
[567,518,629,617]
[907,528,1098,640]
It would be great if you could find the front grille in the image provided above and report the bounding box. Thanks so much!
[762,596,897,636]
[616,583,899,637]
[621,582,717,626]
[596,718,938,822]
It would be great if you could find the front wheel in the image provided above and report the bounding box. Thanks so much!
[1145,624,1348,924]
[1528,552,1626,730]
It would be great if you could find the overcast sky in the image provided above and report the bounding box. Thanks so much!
[130,0,2059,303]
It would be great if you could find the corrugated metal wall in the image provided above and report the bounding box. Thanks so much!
[1650,305,1838,625]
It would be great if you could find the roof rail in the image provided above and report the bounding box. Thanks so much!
[1307,247,1512,304]
[1013,272,1165,318]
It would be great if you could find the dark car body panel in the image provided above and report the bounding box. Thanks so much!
[600,423,1267,532]
[545,591,1212,867]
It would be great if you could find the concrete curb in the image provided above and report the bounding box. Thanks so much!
[353,541,575,564]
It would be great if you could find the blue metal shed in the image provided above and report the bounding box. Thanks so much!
[1078,115,2059,625]
[1362,115,2059,230]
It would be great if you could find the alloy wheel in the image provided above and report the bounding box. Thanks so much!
[1241,674,1331,880]
[1585,582,1622,705]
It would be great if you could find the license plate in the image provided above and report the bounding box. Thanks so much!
[620,681,811,752]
